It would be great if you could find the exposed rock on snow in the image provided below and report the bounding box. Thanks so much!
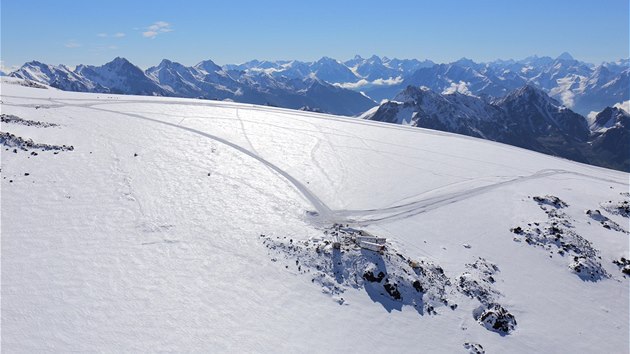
[262,226,518,334]
[463,341,485,354]
[1,114,59,127]
[457,258,516,334]
[612,257,630,275]
[260,225,455,316]
[474,303,517,335]
[585,209,627,233]
[569,256,609,280]
[533,195,568,209]
[511,195,609,281]
[0,132,73,152]
[2,82,628,353]
[600,193,630,218]
[457,258,501,305]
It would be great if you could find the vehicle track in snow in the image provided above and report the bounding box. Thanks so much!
[326,169,589,225]
[3,96,627,227]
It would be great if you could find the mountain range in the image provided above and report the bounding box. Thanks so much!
[362,85,629,172]
[7,54,628,171]
[2,80,628,352]
[10,53,628,117]
[184,52,629,116]
[9,57,376,116]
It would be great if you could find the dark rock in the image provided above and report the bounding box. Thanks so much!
[463,342,485,354]
[363,270,385,283]
[383,282,401,300]
[476,303,517,334]
[412,280,424,292]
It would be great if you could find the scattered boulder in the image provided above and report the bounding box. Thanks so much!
[363,270,385,283]
[412,280,424,292]
[586,209,626,232]
[533,195,568,208]
[0,131,74,152]
[601,193,630,218]
[569,256,609,281]
[261,226,453,316]
[511,195,608,281]
[1,114,58,127]
[463,342,485,354]
[383,281,401,300]
[474,303,517,335]
[612,257,630,276]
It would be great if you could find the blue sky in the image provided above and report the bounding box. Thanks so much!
[1,0,628,70]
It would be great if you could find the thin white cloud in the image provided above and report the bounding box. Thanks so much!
[335,79,369,89]
[97,32,126,38]
[373,77,403,86]
[64,40,81,48]
[142,21,173,39]
[334,76,403,89]
[442,81,473,96]
[613,100,629,113]
[0,61,18,73]
[142,31,158,38]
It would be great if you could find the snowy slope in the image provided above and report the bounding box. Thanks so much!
[1,80,628,353]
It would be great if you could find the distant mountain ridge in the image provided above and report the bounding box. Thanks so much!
[208,53,628,116]
[10,53,627,116]
[10,57,376,116]
[362,84,629,172]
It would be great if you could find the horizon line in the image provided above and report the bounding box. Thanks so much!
[5,52,630,72]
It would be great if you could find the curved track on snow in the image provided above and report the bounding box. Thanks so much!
[3,96,626,226]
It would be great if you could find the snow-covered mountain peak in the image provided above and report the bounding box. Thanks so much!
[1,81,628,352]
[591,106,630,131]
[556,52,575,61]
[105,56,134,68]
[454,57,477,66]
[316,56,339,64]
[195,59,222,74]
[157,58,175,67]
[499,84,561,107]
[393,85,437,104]
[367,54,383,64]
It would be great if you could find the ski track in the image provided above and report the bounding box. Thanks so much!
[2,96,626,227]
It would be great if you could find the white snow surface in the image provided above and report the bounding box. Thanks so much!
[1,81,629,353]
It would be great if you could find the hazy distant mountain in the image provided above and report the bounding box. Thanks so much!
[310,57,359,83]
